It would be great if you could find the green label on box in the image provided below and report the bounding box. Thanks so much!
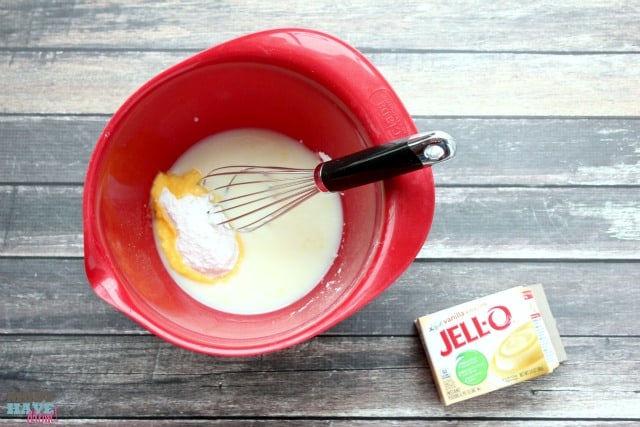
[456,350,488,386]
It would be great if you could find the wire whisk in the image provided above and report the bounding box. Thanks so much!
[201,131,455,232]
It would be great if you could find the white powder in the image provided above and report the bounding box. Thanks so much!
[158,188,239,277]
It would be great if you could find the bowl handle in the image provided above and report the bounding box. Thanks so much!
[84,249,132,313]
[85,249,157,333]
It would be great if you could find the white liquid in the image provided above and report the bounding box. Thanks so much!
[156,128,344,314]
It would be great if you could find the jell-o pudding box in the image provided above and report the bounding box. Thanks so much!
[415,285,567,405]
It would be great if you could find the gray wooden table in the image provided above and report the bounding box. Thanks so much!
[1,1,639,425]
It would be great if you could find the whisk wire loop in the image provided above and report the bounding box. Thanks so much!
[202,166,319,232]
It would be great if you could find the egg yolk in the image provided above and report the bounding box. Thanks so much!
[150,169,243,283]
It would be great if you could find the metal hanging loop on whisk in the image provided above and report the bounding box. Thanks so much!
[201,131,456,232]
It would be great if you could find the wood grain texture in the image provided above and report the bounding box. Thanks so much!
[0,116,102,184]
[2,116,639,186]
[420,117,640,186]
[2,185,638,259]
[422,187,640,260]
[0,185,83,257]
[1,0,639,424]
[2,422,636,427]
[0,335,638,419]
[2,258,638,336]
[1,51,639,116]
[1,0,639,52]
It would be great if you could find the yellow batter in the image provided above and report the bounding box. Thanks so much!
[151,169,243,283]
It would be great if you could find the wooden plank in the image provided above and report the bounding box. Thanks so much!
[421,187,640,260]
[381,53,640,117]
[419,117,640,186]
[1,0,638,52]
[0,185,83,257]
[0,115,103,184]
[2,116,639,186]
[2,185,638,259]
[1,258,637,336]
[332,261,640,336]
[1,421,634,427]
[0,335,638,419]
[1,51,639,116]
[0,258,138,335]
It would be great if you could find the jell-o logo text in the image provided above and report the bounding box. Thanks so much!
[439,305,512,356]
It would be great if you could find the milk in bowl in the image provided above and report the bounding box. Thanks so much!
[150,128,344,314]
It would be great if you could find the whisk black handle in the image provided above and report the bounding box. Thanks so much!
[316,131,455,192]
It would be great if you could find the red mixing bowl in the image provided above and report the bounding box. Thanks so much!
[83,28,436,356]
